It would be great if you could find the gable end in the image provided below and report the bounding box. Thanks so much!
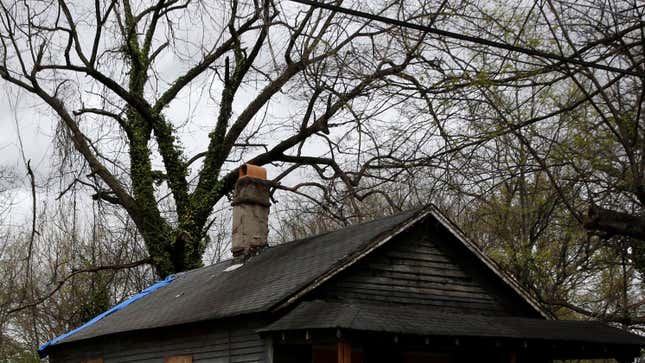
[275,206,549,318]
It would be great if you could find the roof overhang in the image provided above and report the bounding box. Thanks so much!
[260,301,645,359]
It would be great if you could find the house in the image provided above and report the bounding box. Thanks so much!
[39,164,644,362]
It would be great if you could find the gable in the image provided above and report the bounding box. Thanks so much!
[310,214,544,318]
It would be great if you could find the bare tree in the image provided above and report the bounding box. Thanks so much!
[0,0,440,276]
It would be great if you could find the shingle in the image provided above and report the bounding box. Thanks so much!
[57,208,423,344]
[260,301,645,346]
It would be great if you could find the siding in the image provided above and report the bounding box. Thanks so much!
[48,319,267,363]
[314,219,538,317]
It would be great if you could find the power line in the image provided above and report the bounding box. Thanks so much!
[289,0,644,77]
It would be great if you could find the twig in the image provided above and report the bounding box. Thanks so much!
[8,258,151,315]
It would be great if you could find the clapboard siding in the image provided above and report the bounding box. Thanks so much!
[48,319,267,363]
[315,219,537,317]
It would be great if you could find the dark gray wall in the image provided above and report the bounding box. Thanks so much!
[313,218,541,317]
[48,319,268,363]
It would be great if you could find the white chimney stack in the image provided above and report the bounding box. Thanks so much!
[231,164,270,258]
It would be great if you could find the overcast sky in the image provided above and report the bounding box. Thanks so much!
[0,68,308,229]
[0,87,54,224]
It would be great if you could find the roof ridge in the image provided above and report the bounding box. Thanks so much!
[196,208,426,269]
[268,207,425,249]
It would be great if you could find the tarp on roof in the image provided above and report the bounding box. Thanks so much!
[259,300,645,346]
[38,274,175,357]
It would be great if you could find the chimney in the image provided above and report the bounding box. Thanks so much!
[231,164,270,258]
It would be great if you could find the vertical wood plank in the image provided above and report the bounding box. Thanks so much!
[337,341,351,363]
[264,336,274,363]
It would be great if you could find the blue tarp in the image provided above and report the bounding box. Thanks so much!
[38,274,175,357]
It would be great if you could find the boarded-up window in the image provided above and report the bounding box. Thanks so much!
[164,355,193,363]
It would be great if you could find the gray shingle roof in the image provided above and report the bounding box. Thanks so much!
[260,300,645,346]
[56,208,424,345]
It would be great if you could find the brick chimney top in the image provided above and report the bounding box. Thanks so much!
[231,164,270,259]
[239,163,267,180]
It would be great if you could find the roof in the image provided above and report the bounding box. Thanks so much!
[47,208,426,347]
[260,300,645,346]
[40,205,562,357]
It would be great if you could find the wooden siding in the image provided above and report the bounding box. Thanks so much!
[48,319,267,363]
[314,219,538,317]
